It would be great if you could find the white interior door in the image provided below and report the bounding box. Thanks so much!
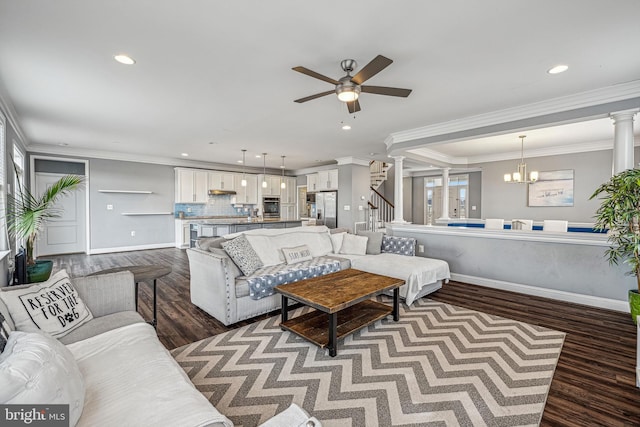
[34,172,86,257]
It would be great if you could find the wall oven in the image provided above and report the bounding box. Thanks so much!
[262,197,280,218]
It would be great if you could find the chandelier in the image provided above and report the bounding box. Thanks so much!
[504,135,538,184]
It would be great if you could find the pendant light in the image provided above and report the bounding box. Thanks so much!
[240,149,247,187]
[262,153,268,188]
[280,156,286,189]
[504,135,539,184]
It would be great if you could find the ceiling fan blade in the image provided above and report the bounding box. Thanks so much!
[351,55,393,85]
[347,99,361,114]
[292,66,340,85]
[294,90,335,103]
[361,85,412,97]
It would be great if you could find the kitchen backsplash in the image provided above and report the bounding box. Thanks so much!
[175,196,255,218]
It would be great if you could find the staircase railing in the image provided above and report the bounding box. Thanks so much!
[369,186,394,229]
[370,160,389,190]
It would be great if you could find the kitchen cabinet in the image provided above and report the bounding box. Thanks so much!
[280,177,297,204]
[258,174,281,197]
[208,172,236,191]
[280,204,297,220]
[234,174,258,204]
[317,169,338,191]
[306,173,318,192]
[175,168,208,203]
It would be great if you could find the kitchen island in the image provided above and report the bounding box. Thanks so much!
[175,217,302,248]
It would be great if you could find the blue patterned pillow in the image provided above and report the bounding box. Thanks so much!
[221,235,264,276]
[381,235,416,256]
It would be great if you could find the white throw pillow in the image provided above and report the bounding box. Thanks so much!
[0,331,85,426]
[281,245,313,265]
[340,234,369,255]
[0,270,94,339]
[330,232,347,254]
[245,235,282,266]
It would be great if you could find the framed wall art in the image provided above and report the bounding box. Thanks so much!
[528,169,574,207]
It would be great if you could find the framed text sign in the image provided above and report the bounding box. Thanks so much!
[528,169,574,207]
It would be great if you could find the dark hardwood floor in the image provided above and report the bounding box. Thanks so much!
[48,247,640,426]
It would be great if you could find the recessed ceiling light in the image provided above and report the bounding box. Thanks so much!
[547,65,568,74]
[369,152,377,156]
[181,153,189,157]
[237,160,243,163]
[342,124,351,130]
[58,142,68,146]
[114,54,136,65]
[255,155,262,158]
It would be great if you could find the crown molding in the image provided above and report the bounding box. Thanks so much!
[26,143,282,174]
[0,80,28,146]
[385,80,640,148]
[408,139,617,166]
[335,156,370,166]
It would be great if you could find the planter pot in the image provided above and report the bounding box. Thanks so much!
[27,260,54,283]
[629,290,640,325]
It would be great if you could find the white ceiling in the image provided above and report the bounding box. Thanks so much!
[1,1,639,171]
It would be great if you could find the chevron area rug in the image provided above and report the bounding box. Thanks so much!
[171,298,565,427]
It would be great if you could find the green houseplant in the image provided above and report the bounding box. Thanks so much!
[590,168,640,323]
[6,172,84,283]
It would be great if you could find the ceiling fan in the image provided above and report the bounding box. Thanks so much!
[292,55,412,113]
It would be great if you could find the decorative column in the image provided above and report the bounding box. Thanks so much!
[611,109,638,174]
[391,156,405,223]
[439,168,450,220]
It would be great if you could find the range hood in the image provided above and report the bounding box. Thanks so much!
[208,189,237,196]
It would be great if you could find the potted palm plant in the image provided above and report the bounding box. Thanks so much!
[6,172,84,283]
[590,168,640,323]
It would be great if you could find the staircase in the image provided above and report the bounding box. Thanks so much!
[364,160,394,231]
[370,160,391,190]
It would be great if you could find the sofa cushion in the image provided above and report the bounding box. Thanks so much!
[269,229,334,259]
[66,323,233,427]
[58,311,145,345]
[382,235,417,256]
[0,331,85,426]
[245,235,282,266]
[357,231,384,255]
[340,233,368,255]
[330,232,346,254]
[282,245,313,265]
[0,270,94,339]
[196,237,226,251]
[222,234,264,276]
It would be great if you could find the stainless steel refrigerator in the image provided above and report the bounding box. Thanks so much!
[315,191,337,229]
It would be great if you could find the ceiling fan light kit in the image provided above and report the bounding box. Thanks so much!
[293,55,412,113]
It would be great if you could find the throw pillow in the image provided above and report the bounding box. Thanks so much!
[0,312,10,353]
[330,232,346,254]
[245,235,282,266]
[382,235,417,256]
[281,245,313,265]
[209,248,243,278]
[356,231,384,255]
[221,234,264,276]
[0,270,94,339]
[0,331,85,426]
[339,234,368,255]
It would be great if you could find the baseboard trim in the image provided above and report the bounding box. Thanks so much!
[88,243,175,255]
[450,273,629,313]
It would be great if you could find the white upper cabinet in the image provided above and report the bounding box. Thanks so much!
[258,174,281,197]
[175,168,208,203]
[280,177,297,203]
[317,169,338,191]
[208,172,236,191]
[234,174,258,204]
[306,173,318,192]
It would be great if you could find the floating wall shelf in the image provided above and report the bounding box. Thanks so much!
[98,190,153,194]
[121,212,173,216]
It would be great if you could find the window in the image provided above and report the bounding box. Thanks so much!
[13,144,25,250]
[0,111,6,251]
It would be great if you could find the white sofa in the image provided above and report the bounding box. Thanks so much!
[187,226,450,326]
[0,271,319,427]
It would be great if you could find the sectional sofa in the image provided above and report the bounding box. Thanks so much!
[187,225,450,326]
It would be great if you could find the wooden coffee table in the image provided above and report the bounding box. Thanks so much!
[275,268,404,357]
